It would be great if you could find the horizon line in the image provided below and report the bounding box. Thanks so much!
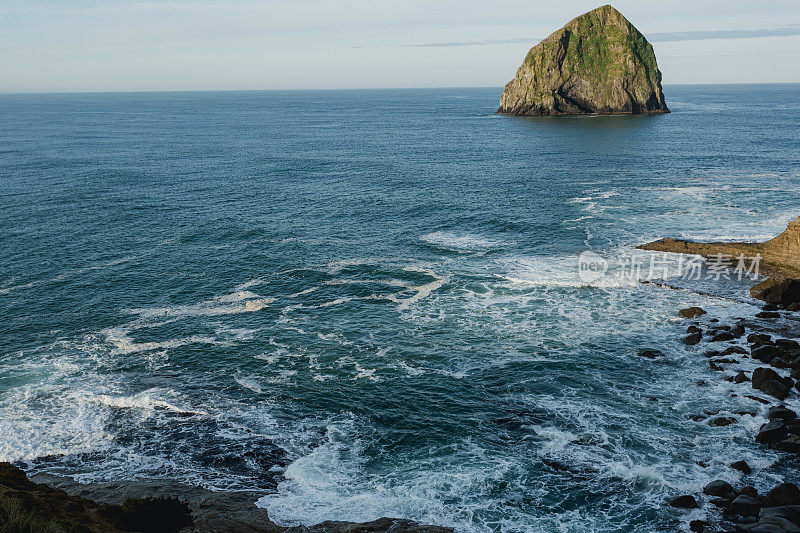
[2,81,800,96]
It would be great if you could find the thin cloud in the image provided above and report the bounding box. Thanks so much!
[401,25,800,48]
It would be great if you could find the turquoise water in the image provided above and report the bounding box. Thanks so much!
[1,85,799,532]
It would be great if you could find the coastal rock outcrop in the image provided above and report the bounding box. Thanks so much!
[639,216,800,295]
[498,5,669,116]
[2,465,454,533]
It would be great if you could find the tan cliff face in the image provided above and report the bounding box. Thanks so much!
[638,217,800,278]
[498,5,669,116]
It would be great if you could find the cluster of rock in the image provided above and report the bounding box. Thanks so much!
[674,479,800,533]
[651,302,800,532]
[497,5,669,116]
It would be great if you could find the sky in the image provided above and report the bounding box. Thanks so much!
[1,0,800,93]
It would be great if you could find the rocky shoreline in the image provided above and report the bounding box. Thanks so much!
[639,216,800,532]
[659,300,800,533]
[0,463,453,533]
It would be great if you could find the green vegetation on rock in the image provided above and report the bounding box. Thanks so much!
[499,5,669,116]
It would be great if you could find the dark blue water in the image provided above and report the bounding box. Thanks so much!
[1,85,799,532]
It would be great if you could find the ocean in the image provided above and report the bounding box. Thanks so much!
[1,84,799,532]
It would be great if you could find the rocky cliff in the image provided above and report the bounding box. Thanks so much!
[638,216,800,278]
[498,5,669,116]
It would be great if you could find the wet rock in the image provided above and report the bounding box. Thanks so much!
[758,506,800,529]
[731,324,747,338]
[710,497,732,507]
[763,380,790,400]
[709,416,737,427]
[778,340,800,351]
[712,332,737,342]
[638,349,664,359]
[757,311,783,319]
[754,346,784,362]
[705,480,735,497]
[710,361,724,371]
[725,346,750,356]
[684,332,703,345]
[746,395,772,405]
[750,279,800,308]
[669,494,698,509]
[739,487,760,498]
[768,484,800,506]
[730,494,762,516]
[769,407,798,421]
[688,325,703,334]
[689,520,708,532]
[750,334,774,346]
[756,421,789,444]
[736,372,751,384]
[771,358,793,369]
[775,434,800,453]
[738,516,800,532]
[731,460,752,475]
[752,367,782,388]
[680,307,708,318]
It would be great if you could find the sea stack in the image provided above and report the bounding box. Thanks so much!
[498,5,669,116]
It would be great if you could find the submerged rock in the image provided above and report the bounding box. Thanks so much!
[498,5,669,116]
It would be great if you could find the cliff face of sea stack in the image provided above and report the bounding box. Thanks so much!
[498,5,669,116]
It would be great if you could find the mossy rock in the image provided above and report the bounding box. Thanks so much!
[499,4,669,116]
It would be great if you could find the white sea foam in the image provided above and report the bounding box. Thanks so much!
[420,231,502,254]
[127,290,274,319]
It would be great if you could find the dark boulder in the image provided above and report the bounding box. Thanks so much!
[769,406,798,421]
[684,332,703,345]
[689,520,708,532]
[778,340,800,351]
[752,367,782,388]
[776,434,800,453]
[749,334,773,346]
[730,460,752,475]
[704,480,734,497]
[762,380,791,400]
[669,494,698,509]
[680,307,708,318]
[768,484,800,506]
[756,421,789,444]
[729,494,762,516]
[709,416,737,427]
[711,332,736,342]
[753,345,784,362]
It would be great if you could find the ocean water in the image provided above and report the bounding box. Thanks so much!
[1,85,799,532]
